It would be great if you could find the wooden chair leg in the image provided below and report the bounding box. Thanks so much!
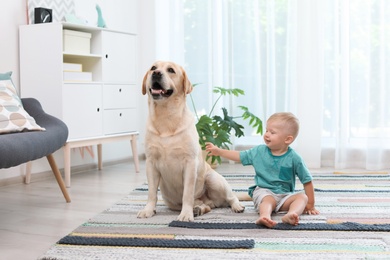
[97,144,103,170]
[24,161,33,184]
[46,154,71,203]
[64,143,71,188]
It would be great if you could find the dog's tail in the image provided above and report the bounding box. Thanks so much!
[235,192,252,201]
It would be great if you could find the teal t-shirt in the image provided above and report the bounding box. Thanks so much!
[239,145,313,197]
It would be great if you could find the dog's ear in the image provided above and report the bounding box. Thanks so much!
[182,69,193,94]
[141,71,148,95]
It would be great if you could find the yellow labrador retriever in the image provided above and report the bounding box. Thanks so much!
[137,61,244,222]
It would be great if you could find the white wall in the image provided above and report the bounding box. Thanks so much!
[0,1,32,179]
[0,0,153,181]
[0,1,26,88]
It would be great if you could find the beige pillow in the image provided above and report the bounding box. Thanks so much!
[0,75,45,134]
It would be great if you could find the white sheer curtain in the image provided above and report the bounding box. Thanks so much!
[154,0,390,170]
[155,0,300,143]
[322,0,390,170]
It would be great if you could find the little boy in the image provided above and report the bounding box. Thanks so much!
[205,112,319,228]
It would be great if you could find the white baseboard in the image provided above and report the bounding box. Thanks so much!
[0,155,145,187]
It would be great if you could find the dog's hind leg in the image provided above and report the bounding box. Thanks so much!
[226,194,245,213]
[235,192,252,201]
[205,171,245,213]
[193,199,211,217]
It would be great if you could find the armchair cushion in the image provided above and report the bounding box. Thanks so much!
[0,98,68,169]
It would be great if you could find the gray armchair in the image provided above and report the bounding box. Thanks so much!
[0,98,71,202]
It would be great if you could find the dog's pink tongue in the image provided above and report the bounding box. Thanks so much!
[151,89,163,94]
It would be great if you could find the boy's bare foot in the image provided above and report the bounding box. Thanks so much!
[255,216,277,228]
[282,212,299,226]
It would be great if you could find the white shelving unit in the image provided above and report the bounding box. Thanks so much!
[19,22,140,187]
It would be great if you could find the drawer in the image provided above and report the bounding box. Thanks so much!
[103,108,137,134]
[103,84,137,109]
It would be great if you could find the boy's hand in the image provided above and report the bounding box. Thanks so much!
[205,142,241,162]
[304,204,320,215]
[205,142,219,156]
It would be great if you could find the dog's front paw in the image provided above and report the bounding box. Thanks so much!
[231,203,245,213]
[177,210,194,222]
[137,209,156,218]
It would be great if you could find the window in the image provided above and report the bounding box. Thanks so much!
[155,0,390,169]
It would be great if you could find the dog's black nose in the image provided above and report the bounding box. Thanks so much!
[152,70,162,80]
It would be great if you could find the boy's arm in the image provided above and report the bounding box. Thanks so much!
[205,142,241,162]
[303,181,320,215]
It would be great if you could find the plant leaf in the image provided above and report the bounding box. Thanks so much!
[193,86,263,165]
[238,106,263,135]
[213,87,245,97]
[212,108,245,138]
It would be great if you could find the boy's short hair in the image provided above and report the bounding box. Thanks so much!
[268,112,300,139]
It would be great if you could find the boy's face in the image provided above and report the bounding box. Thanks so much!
[263,119,292,150]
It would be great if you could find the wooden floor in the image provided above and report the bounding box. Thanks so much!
[0,160,337,259]
[0,160,148,260]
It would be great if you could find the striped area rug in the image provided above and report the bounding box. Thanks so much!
[39,171,390,259]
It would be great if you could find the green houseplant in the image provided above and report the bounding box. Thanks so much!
[189,86,263,165]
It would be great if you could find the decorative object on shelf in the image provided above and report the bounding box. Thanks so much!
[34,7,52,23]
[96,4,107,28]
[64,14,87,25]
[27,0,75,24]
[63,62,92,82]
[63,63,82,72]
[63,29,91,54]
[190,85,263,165]
[63,71,92,82]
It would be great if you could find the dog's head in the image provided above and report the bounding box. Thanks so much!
[142,61,193,100]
